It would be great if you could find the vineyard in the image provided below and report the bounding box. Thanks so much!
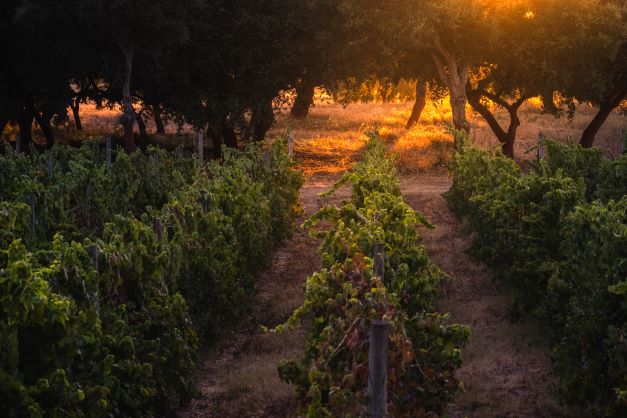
[446,132,627,416]
[1,0,626,416]
[0,139,302,416]
[0,103,626,417]
[274,135,469,416]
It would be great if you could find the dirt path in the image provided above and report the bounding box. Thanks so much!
[180,177,351,418]
[181,172,565,418]
[400,172,567,418]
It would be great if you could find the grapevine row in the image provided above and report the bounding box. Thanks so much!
[0,139,303,417]
[446,133,626,417]
[275,133,469,417]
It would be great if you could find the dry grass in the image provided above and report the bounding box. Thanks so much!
[273,98,625,176]
[270,101,458,176]
[269,102,409,177]
[4,97,623,173]
[469,100,626,159]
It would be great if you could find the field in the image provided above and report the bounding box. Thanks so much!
[6,95,620,171]
[3,2,625,416]
[2,98,625,417]
[175,99,624,417]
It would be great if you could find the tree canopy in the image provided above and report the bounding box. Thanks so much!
[0,0,624,157]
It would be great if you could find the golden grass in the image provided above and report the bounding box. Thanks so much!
[271,100,458,175]
[4,98,623,172]
[274,98,625,176]
[469,101,626,159]
[270,102,414,177]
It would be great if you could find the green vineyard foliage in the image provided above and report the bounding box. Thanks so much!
[0,138,303,416]
[446,134,626,417]
[276,134,469,417]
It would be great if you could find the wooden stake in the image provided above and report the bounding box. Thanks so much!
[368,320,389,418]
[197,130,204,161]
[88,245,99,270]
[373,243,384,280]
[288,130,295,156]
[85,183,92,227]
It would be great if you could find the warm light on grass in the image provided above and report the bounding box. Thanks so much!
[15,96,622,171]
[293,132,366,177]
[393,124,454,173]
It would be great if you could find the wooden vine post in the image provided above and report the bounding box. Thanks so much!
[197,130,204,161]
[369,243,389,418]
[373,243,385,280]
[288,130,295,157]
[16,133,21,154]
[88,245,99,271]
[537,131,545,161]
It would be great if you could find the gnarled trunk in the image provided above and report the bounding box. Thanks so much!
[291,79,316,119]
[32,106,55,149]
[71,99,82,131]
[450,91,469,132]
[208,124,222,159]
[431,39,470,132]
[251,100,274,142]
[208,116,239,159]
[221,121,238,148]
[381,82,393,103]
[580,80,625,148]
[136,111,147,137]
[153,106,165,134]
[406,80,428,129]
[467,89,528,159]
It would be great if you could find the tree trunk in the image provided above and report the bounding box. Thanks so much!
[449,85,470,133]
[136,111,147,137]
[17,107,34,153]
[580,83,625,148]
[71,99,83,130]
[291,79,316,118]
[431,39,470,132]
[251,100,274,142]
[501,137,515,158]
[32,106,55,149]
[406,80,428,129]
[208,124,222,159]
[153,106,165,134]
[119,45,137,153]
[467,90,526,159]
[221,120,238,148]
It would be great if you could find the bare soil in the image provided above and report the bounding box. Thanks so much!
[180,170,569,418]
[179,178,352,418]
[177,100,601,417]
[400,173,571,418]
